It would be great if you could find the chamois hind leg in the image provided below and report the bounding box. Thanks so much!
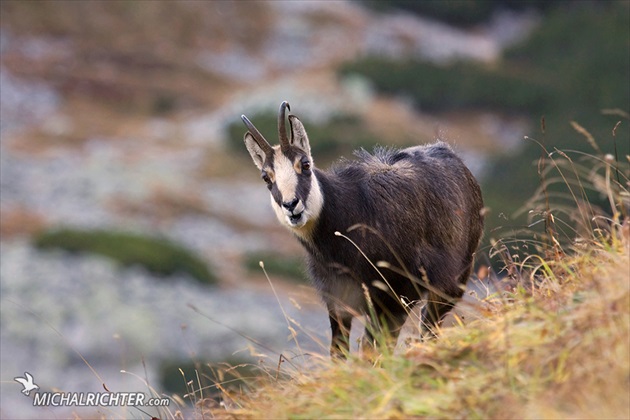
[420,289,463,338]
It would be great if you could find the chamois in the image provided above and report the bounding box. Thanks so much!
[241,101,484,358]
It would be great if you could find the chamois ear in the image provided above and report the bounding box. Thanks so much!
[244,132,267,170]
[288,115,312,156]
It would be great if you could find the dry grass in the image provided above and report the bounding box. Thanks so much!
[198,241,628,419]
[190,136,630,419]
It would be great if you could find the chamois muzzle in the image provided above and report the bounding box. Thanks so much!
[282,197,299,212]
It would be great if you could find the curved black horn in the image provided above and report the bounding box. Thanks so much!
[278,101,291,148]
[241,114,273,156]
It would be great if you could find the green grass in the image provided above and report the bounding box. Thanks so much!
[34,228,217,285]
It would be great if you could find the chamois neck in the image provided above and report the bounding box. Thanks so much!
[308,168,363,236]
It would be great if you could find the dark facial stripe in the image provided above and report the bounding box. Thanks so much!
[296,168,312,205]
[289,145,313,206]
[270,183,283,207]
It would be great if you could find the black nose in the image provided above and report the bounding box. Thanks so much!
[282,198,299,211]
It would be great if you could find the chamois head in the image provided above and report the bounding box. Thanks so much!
[242,101,323,233]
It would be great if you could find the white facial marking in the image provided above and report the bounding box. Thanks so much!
[274,152,298,203]
[271,194,288,225]
[303,175,323,222]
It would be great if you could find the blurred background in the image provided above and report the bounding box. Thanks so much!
[1,1,628,417]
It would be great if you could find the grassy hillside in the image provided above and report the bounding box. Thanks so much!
[197,229,629,419]
[157,146,629,419]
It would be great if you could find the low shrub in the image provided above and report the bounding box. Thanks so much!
[34,228,217,285]
[360,0,566,27]
[341,58,549,114]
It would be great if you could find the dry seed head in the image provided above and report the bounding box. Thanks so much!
[571,120,601,153]
[361,282,374,311]
[372,280,389,292]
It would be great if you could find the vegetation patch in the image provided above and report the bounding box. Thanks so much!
[361,0,564,27]
[243,251,306,283]
[34,228,216,285]
[342,58,549,115]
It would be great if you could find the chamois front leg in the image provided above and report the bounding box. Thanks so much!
[328,304,352,359]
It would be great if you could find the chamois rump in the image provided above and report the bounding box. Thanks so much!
[241,102,484,359]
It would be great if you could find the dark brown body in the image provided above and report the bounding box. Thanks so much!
[242,102,484,358]
[299,144,484,357]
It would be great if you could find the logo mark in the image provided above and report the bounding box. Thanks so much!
[14,372,39,396]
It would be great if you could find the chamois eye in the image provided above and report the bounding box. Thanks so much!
[302,160,311,172]
[262,174,271,185]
